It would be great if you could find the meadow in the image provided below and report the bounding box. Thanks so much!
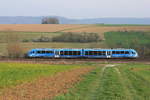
[54,63,150,100]
[0,62,86,89]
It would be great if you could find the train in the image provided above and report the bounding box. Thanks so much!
[27,48,139,59]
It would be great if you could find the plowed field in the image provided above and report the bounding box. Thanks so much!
[0,24,150,33]
[0,24,90,32]
[0,67,93,100]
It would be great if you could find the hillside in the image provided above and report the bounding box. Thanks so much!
[0,16,150,24]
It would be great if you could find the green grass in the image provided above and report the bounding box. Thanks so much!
[0,63,86,89]
[96,24,150,26]
[105,31,150,48]
[105,31,150,56]
[0,31,61,43]
[53,67,102,100]
[118,63,150,100]
[54,63,150,100]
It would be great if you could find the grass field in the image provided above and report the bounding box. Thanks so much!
[105,31,150,47]
[0,62,150,100]
[0,31,60,43]
[54,63,150,100]
[0,63,86,89]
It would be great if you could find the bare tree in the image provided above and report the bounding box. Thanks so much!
[42,17,59,24]
[5,30,24,58]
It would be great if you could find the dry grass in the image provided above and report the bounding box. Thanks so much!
[0,24,90,32]
[63,26,150,38]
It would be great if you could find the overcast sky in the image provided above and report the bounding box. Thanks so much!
[0,0,149,19]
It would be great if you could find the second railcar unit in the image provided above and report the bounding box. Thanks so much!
[58,48,82,58]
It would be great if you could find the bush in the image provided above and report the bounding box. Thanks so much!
[42,17,59,24]
[32,35,52,42]
[52,32,101,43]
[5,31,24,58]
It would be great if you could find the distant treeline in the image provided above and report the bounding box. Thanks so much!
[23,32,101,43]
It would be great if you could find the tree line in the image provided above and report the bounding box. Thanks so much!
[30,32,101,43]
[41,17,59,24]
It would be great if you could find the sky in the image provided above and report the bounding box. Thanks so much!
[0,0,150,19]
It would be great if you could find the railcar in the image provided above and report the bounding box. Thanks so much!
[27,48,138,58]
[58,48,82,58]
[83,49,138,58]
[27,48,55,58]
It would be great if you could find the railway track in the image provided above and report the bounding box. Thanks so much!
[0,58,149,64]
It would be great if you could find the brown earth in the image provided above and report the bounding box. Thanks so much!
[63,26,150,39]
[0,67,94,100]
[0,24,90,32]
[0,25,149,33]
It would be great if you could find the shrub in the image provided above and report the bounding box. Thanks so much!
[5,31,24,58]
[52,32,101,43]
[42,17,59,24]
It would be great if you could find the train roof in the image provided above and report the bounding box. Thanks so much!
[30,48,135,51]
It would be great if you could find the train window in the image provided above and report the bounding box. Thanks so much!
[68,51,72,55]
[112,51,116,54]
[102,51,106,55]
[116,51,120,54]
[72,51,81,55]
[93,51,98,55]
[125,51,129,54]
[121,51,124,54]
[46,51,53,53]
[132,52,135,54]
[85,51,89,55]
[42,51,45,54]
[64,51,68,55]
[37,51,42,54]
[73,51,77,55]
[77,51,81,55]
[89,51,93,55]
[60,51,64,55]
[103,51,106,54]
[98,51,103,55]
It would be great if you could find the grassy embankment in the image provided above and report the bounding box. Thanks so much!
[54,63,150,100]
[0,63,91,89]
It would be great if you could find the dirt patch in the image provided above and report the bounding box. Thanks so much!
[0,67,94,100]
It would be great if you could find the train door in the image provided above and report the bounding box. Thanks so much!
[106,51,112,58]
[55,50,60,58]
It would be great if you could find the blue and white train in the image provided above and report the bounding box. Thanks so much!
[27,48,138,58]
